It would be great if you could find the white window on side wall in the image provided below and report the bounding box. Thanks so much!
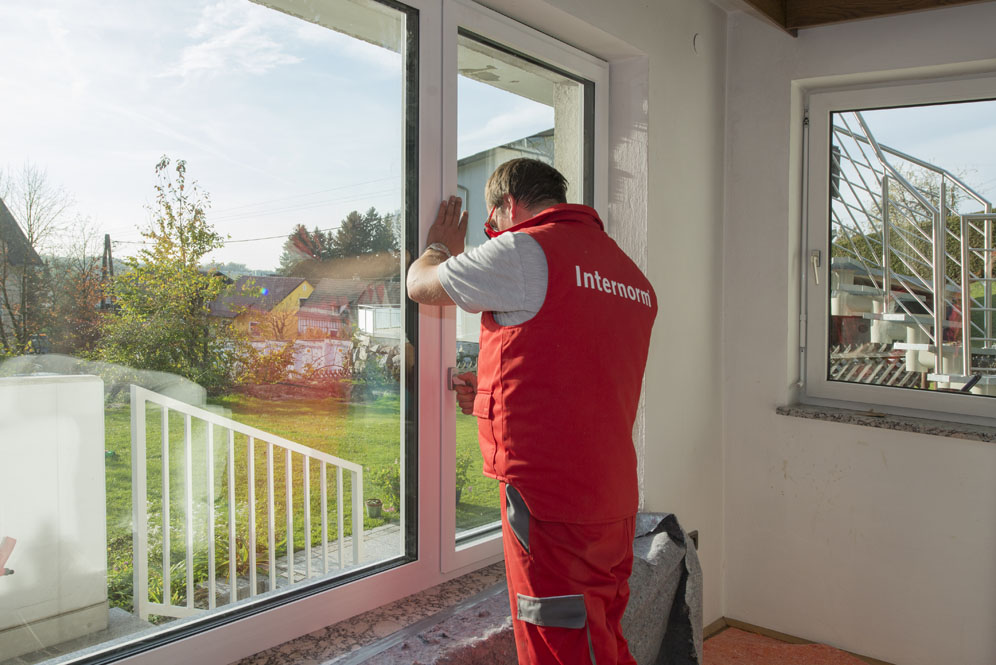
[804,76,996,422]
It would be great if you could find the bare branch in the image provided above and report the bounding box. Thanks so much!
[0,162,73,254]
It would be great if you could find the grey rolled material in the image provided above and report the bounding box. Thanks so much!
[623,512,703,665]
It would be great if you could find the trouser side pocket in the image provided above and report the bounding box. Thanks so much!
[505,484,530,554]
[515,593,596,664]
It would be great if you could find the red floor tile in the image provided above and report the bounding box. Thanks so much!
[704,627,868,665]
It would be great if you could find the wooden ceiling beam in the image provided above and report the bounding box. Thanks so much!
[737,0,796,35]
[785,0,995,30]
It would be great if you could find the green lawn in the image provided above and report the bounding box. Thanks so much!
[104,390,499,612]
[969,280,996,339]
[456,413,502,531]
[969,281,995,298]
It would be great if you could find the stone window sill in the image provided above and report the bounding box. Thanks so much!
[232,562,507,665]
[776,404,996,443]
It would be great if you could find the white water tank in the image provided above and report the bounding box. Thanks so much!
[0,374,107,660]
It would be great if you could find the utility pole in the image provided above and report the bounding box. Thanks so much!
[100,233,115,311]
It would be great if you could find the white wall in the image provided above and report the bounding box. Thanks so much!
[723,5,996,664]
[484,0,729,626]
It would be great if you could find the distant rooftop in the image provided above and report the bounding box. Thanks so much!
[0,197,42,267]
[209,275,308,318]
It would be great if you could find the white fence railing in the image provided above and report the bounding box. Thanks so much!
[130,385,364,621]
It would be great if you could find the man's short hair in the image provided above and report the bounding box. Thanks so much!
[485,158,568,210]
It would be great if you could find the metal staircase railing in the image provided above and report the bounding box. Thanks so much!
[829,112,996,392]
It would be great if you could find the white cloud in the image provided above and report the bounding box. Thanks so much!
[0,4,92,101]
[162,0,301,79]
[190,0,244,38]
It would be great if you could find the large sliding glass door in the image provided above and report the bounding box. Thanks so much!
[0,0,607,661]
[0,1,416,662]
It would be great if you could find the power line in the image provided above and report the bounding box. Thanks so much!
[209,187,400,223]
[101,183,402,241]
[208,176,399,216]
[113,224,343,247]
[98,185,398,235]
[109,188,403,247]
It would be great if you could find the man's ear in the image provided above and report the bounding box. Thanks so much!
[504,194,518,221]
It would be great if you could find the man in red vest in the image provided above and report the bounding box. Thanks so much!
[407,159,657,665]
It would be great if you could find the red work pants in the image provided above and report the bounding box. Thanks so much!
[500,482,637,665]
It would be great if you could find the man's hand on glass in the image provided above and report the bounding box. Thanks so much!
[406,195,468,305]
[426,195,468,257]
[454,371,477,415]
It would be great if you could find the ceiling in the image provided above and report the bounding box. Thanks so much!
[739,0,995,34]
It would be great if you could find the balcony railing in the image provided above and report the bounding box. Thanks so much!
[130,385,364,621]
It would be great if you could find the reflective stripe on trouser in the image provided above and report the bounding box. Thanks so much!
[501,482,637,665]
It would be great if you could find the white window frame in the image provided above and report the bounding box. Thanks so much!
[93,2,611,664]
[438,0,609,574]
[803,75,996,424]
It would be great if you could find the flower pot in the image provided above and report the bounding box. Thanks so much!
[365,498,382,518]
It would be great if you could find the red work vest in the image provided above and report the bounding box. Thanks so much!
[473,204,657,523]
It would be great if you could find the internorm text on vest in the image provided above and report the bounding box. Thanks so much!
[575,265,652,307]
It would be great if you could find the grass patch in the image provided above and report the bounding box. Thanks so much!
[968,280,996,340]
[456,412,501,531]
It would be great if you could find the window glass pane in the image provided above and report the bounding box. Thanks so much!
[454,32,590,538]
[0,0,413,661]
[827,100,996,398]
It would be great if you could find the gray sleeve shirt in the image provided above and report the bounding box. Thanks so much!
[435,232,548,326]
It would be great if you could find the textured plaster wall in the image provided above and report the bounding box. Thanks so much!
[723,5,996,664]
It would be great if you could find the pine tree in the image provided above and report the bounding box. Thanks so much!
[330,210,371,258]
[278,207,400,274]
[278,224,332,274]
[365,207,400,253]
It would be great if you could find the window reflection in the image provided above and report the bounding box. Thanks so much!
[827,102,996,397]
[453,32,590,537]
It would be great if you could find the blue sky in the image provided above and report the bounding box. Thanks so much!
[860,100,996,204]
[0,0,553,270]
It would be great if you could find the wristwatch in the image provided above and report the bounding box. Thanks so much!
[425,242,452,258]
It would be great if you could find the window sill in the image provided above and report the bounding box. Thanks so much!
[231,562,506,665]
[776,404,996,444]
